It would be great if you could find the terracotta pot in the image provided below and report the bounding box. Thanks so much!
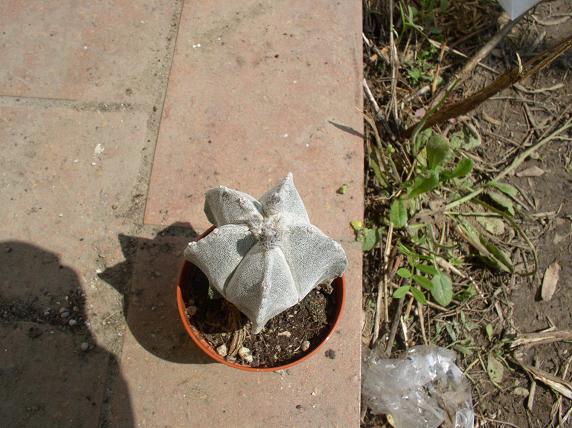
[176,227,346,372]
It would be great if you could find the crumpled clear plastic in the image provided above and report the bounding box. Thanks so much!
[362,346,474,428]
[498,0,541,19]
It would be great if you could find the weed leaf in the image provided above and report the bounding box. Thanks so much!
[446,158,473,179]
[415,264,439,276]
[397,267,412,278]
[431,272,453,306]
[492,181,518,198]
[370,158,386,187]
[486,324,494,340]
[456,219,513,272]
[409,171,440,198]
[413,275,433,290]
[450,128,480,150]
[414,128,433,154]
[361,228,378,252]
[427,134,451,170]
[487,191,515,216]
[487,354,504,385]
[477,216,505,235]
[410,287,427,304]
[393,285,411,299]
[390,199,408,228]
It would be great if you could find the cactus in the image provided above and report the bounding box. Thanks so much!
[184,173,347,333]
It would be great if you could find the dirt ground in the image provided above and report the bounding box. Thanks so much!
[362,0,572,426]
[474,3,572,425]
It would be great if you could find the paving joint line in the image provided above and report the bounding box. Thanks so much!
[137,0,186,227]
[0,94,144,113]
[97,1,185,426]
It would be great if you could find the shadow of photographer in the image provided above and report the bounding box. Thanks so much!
[98,223,212,365]
[0,240,134,427]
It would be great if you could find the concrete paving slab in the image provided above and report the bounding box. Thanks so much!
[0,103,152,425]
[0,102,154,349]
[107,235,362,426]
[144,0,363,240]
[0,0,181,104]
[0,322,109,428]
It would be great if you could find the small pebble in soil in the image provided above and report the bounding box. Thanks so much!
[60,311,70,319]
[68,319,78,326]
[187,305,197,316]
[80,342,90,352]
[277,331,291,337]
[324,349,336,359]
[216,344,228,357]
[238,346,253,363]
[301,340,310,351]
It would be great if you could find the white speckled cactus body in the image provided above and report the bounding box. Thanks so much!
[184,173,347,333]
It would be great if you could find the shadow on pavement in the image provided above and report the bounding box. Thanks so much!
[99,223,212,365]
[0,241,134,428]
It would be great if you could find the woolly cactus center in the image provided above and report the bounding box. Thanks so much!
[250,216,283,249]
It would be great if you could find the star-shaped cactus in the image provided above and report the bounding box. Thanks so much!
[184,173,347,333]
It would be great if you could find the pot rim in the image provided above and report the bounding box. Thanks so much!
[176,227,346,372]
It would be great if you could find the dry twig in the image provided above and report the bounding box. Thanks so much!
[371,223,394,346]
[517,361,572,400]
[511,329,572,348]
[429,6,534,110]
[406,33,572,136]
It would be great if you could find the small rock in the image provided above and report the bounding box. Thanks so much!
[187,305,197,316]
[238,346,253,363]
[301,340,310,351]
[278,331,291,337]
[296,404,303,410]
[216,344,228,357]
[60,311,70,319]
[59,307,68,313]
[516,165,545,177]
[80,342,90,352]
[325,349,336,359]
[73,306,79,312]
[68,319,78,326]
[513,387,529,397]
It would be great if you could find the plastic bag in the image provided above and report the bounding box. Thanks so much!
[498,0,541,19]
[362,346,474,428]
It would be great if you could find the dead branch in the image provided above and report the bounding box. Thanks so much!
[511,329,572,348]
[405,33,572,137]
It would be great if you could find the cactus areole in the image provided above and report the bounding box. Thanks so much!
[184,173,348,333]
